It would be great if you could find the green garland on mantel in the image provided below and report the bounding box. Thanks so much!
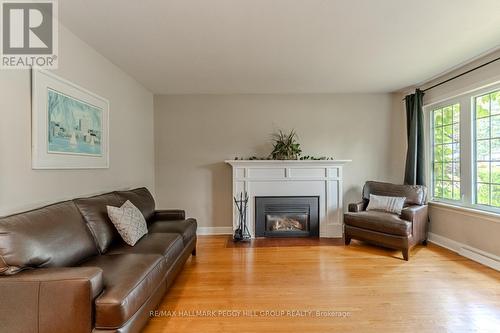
[234,130,334,161]
[234,156,335,161]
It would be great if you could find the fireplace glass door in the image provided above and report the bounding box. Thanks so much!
[255,196,319,237]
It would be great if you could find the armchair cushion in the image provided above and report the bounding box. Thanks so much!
[366,194,406,214]
[344,211,412,236]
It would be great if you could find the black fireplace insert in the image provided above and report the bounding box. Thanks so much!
[255,196,319,237]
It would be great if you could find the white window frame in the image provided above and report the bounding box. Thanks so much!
[424,81,500,215]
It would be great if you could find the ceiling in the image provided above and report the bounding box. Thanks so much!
[59,0,500,94]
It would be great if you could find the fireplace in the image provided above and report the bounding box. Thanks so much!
[255,196,319,237]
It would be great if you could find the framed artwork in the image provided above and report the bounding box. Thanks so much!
[32,69,109,169]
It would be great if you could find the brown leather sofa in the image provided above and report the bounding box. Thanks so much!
[344,181,428,261]
[0,187,197,333]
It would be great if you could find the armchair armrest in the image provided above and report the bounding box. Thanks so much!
[0,267,103,333]
[154,209,186,221]
[348,201,366,212]
[400,205,429,242]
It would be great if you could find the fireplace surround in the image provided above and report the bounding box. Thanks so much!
[255,196,319,237]
[225,160,350,238]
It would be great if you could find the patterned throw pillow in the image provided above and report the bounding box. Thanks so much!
[366,194,406,215]
[107,200,148,246]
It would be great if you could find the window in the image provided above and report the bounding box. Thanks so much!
[431,104,460,201]
[427,83,500,213]
[474,90,500,207]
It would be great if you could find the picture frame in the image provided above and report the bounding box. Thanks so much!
[32,69,109,169]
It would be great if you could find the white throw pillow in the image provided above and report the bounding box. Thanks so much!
[107,200,148,246]
[366,194,406,215]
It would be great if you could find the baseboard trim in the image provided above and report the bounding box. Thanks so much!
[197,227,233,235]
[428,232,500,271]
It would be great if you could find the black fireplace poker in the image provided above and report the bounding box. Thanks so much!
[233,192,251,242]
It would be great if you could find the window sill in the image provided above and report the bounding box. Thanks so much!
[429,201,500,223]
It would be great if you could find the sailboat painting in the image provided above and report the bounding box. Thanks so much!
[47,89,103,156]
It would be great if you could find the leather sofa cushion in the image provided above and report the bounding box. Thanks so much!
[362,181,427,206]
[79,253,166,329]
[344,211,412,236]
[0,201,99,275]
[148,218,197,245]
[74,193,125,254]
[107,233,184,267]
[115,188,155,221]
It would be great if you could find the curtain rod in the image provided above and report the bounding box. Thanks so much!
[404,54,500,98]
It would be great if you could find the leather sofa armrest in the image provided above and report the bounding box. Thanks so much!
[0,267,103,333]
[400,205,429,241]
[154,209,186,221]
[348,201,366,212]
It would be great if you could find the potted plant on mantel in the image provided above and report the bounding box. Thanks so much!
[234,129,334,161]
[270,129,302,160]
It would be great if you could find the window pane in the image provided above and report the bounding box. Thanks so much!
[453,104,460,122]
[452,123,459,142]
[434,109,442,127]
[491,162,500,184]
[476,139,490,161]
[443,163,452,180]
[443,106,453,125]
[443,144,453,162]
[434,145,443,162]
[452,163,460,181]
[477,183,490,205]
[443,125,453,143]
[477,162,490,183]
[492,139,500,160]
[491,185,500,207]
[491,92,500,115]
[434,181,443,198]
[453,182,461,200]
[442,181,452,199]
[476,117,490,139]
[434,127,443,144]
[434,163,443,181]
[453,143,460,161]
[492,115,500,138]
[476,94,490,118]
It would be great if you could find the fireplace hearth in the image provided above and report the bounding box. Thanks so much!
[255,196,319,237]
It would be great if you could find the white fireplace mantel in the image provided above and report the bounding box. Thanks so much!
[225,159,351,238]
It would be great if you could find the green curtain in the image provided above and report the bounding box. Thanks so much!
[404,89,425,185]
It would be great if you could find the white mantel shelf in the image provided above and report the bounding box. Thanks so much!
[225,159,351,238]
[225,160,351,166]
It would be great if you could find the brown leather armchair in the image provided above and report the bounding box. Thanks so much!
[344,181,428,260]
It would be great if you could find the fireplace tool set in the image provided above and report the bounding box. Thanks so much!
[233,192,251,241]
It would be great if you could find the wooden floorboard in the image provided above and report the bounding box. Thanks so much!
[143,235,500,333]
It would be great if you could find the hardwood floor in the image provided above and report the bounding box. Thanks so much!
[143,235,500,333]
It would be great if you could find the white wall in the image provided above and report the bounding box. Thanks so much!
[397,49,500,257]
[154,94,406,229]
[0,25,155,216]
